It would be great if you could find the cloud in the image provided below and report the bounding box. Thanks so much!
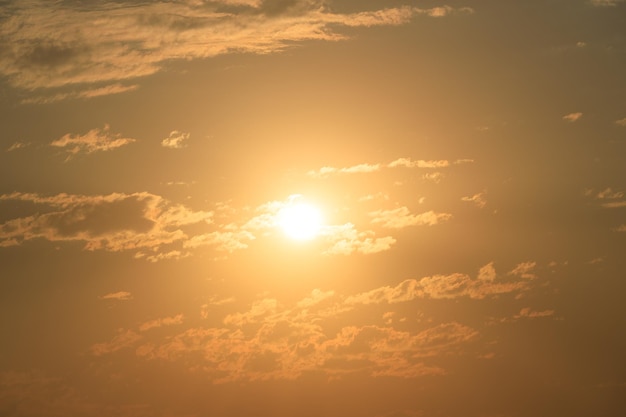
[369,207,452,229]
[99,291,132,301]
[307,157,470,178]
[585,187,626,208]
[183,229,256,252]
[5,142,29,152]
[93,261,543,383]
[345,262,530,304]
[50,124,135,158]
[139,314,184,332]
[595,187,624,199]
[615,117,626,126]
[461,191,487,208]
[307,163,381,178]
[321,223,396,255]
[508,261,537,279]
[514,307,555,319]
[135,318,475,382]
[589,0,625,6]
[161,130,190,149]
[0,1,472,99]
[388,158,450,169]
[20,83,139,104]
[90,329,142,356]
[0,191,213,253]
[562,112,583,122]
[422,172,444,183]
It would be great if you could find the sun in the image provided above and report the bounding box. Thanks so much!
[277,201,323,241]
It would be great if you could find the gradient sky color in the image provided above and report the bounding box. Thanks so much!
[1,1,626,416]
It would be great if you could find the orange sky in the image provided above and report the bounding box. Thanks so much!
[1,1,625,416]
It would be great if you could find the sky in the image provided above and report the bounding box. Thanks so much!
[1,0,626,416]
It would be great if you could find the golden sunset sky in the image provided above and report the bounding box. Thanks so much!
[1,1,626,416]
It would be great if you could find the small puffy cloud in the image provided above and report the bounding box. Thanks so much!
[614,224,626,232]
[615,117,626,126]
[562,112,583,122]
[99,291,132,301]
[161,130,190,149]
[369,207,452,229]
[461,191,487,208]
[514,308,555,319]
[50,124,135,158]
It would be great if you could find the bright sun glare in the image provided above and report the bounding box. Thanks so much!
[277,202,323,241]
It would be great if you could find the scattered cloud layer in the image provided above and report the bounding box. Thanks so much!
[88,260,543,383]
[0,155,477,258]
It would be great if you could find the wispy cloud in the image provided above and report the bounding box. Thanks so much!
[139,314,184,332]
[5,141,29,152]
[307,157,465,178]
[161,131,190,149]
[99,291,132,301]
[91,329,142,356]
[615,117,626,126]
[0,1,472,100]
[345,262,531,304]
[50,124,135,159]
[585,187,626,208]
[369,207,452,229]
[461,191,487,208]
[562,112,583,122]
[589,0,625,6]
